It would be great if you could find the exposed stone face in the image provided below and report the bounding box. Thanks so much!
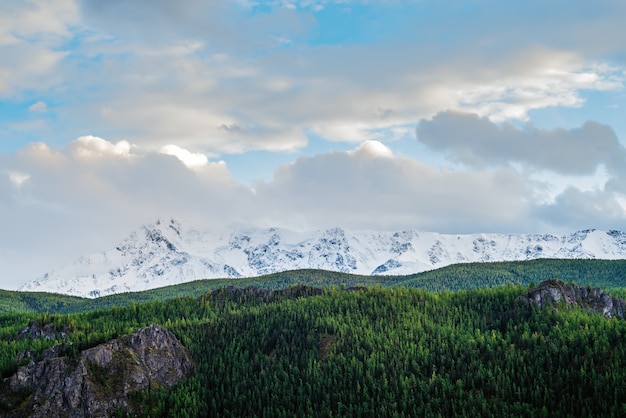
[524,279,626,319]
[6,324,194,418]
[16,320,73,340]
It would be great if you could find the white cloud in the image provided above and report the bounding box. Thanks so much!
[160,144,209,169]
[0,44,68,97]
[0,0,78,46]
[64,43,623,155]
[348,140,393,159]
[5,0,618,157]
[0,0,78,96]
[7,171,31,189]
[70,135,133,159]
[0,136,249,286]
[254,142,534,232]
[455,58,624,122]
[2,0,626,156]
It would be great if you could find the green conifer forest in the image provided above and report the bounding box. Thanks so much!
[2,259,626,417]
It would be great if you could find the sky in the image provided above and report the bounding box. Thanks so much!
[2,0,626,289]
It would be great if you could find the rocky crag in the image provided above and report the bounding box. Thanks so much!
[16,320,73,341]
[5,324,193,418]
[523,279,626,319]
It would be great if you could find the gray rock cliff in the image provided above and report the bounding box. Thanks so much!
[523,279,626,319]
[6,324,194,418]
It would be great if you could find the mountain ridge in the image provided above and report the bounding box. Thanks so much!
[20,219,626,298]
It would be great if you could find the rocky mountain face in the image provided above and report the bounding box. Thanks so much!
[5,324,193,418]
[19,218,626,298]
[16,320,73,340]
[523,279,626,319]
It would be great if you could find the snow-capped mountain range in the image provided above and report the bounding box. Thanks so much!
[20,218,626,298]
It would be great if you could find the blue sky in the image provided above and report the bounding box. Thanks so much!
[2,0,626,288]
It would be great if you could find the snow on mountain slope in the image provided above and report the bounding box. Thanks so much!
[19,219,626,298]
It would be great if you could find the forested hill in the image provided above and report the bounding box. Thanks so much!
[2,284,626,416]
[3,258,626,314]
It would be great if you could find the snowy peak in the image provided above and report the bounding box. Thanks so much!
[19,220,626,298]
[390,230,416,256]
[309,228,357,273]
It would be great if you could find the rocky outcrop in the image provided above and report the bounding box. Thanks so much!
[16,320,73,340]
[6,324,194,418]
[523,279,626,319]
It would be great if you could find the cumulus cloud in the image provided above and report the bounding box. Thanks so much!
[416,111,626,176]
[0,136,249,285]
[160,144,209,169]
[3,136,626,289]
[348,140,393,159]
[70,135,133,159]
[251,139,626,235]
[253,141,533,232]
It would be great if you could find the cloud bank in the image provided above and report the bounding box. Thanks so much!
[3,133,626,287]
[2,1,624,154]
[416,111,626,175]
